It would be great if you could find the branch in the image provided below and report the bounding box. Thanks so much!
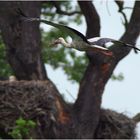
[55,9,81,16]
[78,1,100,38]
[111,1,140,60]
[133,113,140,123]
[78,1,102,61]
[115,1,128,30]
[114,1,138,54]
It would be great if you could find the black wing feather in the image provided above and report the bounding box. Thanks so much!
[24,17,90,44]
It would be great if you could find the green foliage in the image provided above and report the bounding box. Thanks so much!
[63,52,88,83]
[111,73,124,81]
[8,117,36,139]
[0,36,13,77]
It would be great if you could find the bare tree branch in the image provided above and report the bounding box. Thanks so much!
[115,0,128,31]
[115,0,128,28]
[133,113,140,123]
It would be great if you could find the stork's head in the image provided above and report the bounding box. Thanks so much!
[54,37,65,44]
[53,37,71,48]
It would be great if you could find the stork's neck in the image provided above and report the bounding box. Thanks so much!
[62,40,89,50]
[62,40,71,48]
[71,41,88,51]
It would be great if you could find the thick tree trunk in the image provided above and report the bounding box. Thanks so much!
[73,1,105,138]
[0,2,47,80]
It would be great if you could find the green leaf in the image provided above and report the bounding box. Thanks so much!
[8,117,36,139]
[16,117,26,126]
[27,120,36,128]
[111,73,124,81]
[0,35,13,77]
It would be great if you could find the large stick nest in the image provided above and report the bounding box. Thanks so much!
[0,81,136,139]
[95,109,136,139]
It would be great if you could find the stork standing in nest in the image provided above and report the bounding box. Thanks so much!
[24,18,140,56]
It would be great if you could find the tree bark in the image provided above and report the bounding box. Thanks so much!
[0,2,47,80]
[73,1,103,138]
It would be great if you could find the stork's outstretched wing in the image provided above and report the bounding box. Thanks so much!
[88,37,140,51]
[24,17,89,44]
[23,17,140,51]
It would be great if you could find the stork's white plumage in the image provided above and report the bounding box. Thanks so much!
[24,17,140,55]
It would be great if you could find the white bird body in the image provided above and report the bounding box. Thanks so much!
[87,37,102,42]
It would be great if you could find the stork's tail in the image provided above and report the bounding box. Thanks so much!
[126,43,140,51]
[113,40,140,51]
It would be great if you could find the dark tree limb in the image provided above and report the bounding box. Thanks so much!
[78,1,100,38]
[111,1,140,60]
[73,1,104,138]
[133,113,140,123]
[115,0,128,29]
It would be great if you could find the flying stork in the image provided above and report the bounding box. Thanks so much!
[24,17,140,56]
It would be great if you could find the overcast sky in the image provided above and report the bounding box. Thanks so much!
[43,0,140,137]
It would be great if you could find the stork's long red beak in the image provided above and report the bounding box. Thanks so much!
[51,39,61,46]
[50,40,59,46]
